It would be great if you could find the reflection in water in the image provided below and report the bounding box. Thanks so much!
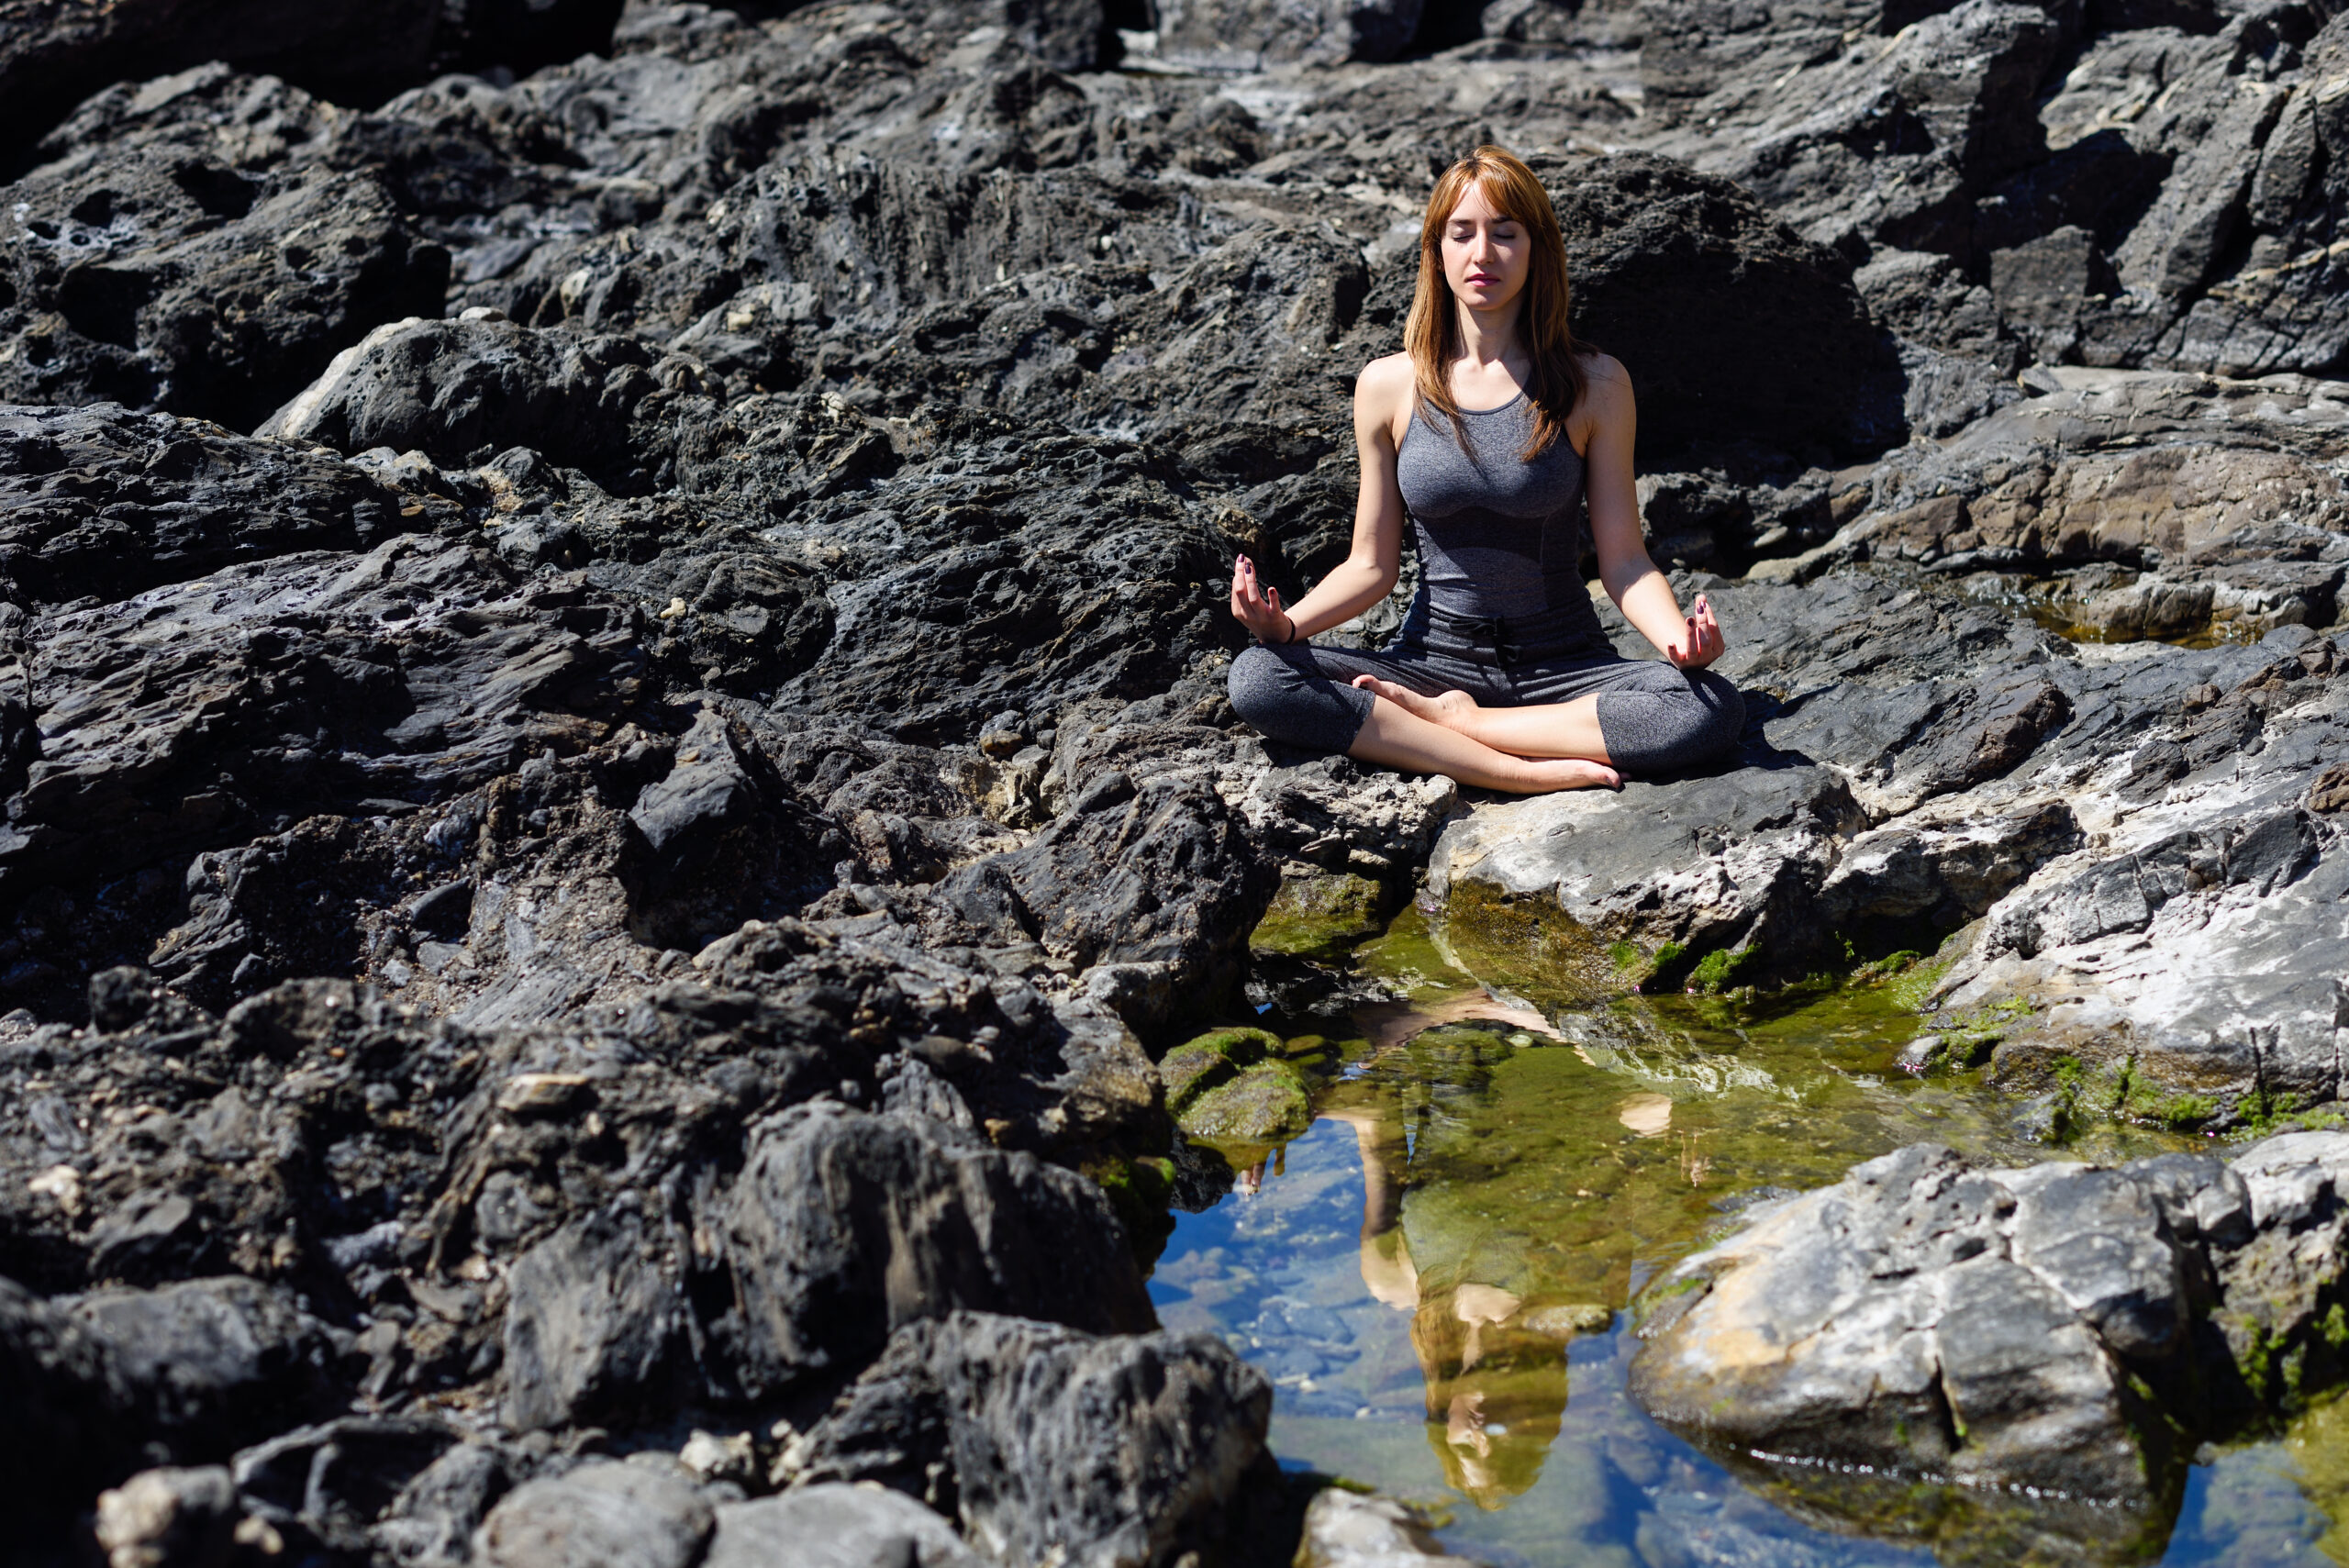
[1327,1100,1567,1508]
[1150,905,2349,1565]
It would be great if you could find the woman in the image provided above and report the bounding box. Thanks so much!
[1226,146,1743,793]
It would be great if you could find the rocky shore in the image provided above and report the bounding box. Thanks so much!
[3,0,2347,1561]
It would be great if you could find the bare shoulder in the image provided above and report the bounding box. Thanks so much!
[1355,351,1415,411]
[1355,351,1416,444]
[1578,350,1631,404]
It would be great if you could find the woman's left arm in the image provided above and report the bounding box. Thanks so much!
[1581,358,1724,669]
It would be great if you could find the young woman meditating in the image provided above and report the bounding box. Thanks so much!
[1226,145,1743,794]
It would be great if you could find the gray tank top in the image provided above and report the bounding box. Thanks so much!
[1396,390,1604,645]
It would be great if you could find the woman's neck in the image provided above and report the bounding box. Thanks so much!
[1452,296,1525,371]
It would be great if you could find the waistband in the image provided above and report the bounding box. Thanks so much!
[1399,595,1609,667]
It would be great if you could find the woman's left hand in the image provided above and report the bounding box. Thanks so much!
[1668,593,1725,669]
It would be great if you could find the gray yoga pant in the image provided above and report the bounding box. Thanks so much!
[1227,634,1745,775]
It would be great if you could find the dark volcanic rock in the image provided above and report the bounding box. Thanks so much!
[794,1310,1275,1568]
[0,1271,346,1509]
[259,315,670,492]
[0,132,449,428]
[708,1103,1153,1403]
[5,0,2349,1555]
[1546,151,1905,462]
[0,403,430,606]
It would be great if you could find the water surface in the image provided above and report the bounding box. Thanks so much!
[1151,907,2349,1565]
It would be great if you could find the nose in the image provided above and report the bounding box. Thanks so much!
[1468,226,1498,266]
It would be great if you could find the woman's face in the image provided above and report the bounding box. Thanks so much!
[1440,181,1531,313]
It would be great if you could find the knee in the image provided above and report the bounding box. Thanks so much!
[1685,669,1746,759]
[1227,642,1296,736]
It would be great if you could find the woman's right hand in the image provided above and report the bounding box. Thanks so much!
[1230,554,1293,645]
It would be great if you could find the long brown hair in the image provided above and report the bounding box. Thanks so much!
[1404,145,1586,461]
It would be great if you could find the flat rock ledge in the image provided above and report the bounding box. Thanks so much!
[1631,1134,2349,1552]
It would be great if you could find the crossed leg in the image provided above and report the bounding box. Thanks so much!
[1352,675,1614,762]
[1346,675,1619,794]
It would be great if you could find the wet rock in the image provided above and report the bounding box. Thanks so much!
[1160,1027,1313,1146]
[1634,1131,2349,1529]
[1435,571,2347,1115]
[1294,1489,1487,1568]
[794,1309,1275,1568]
[1248,865,1390,959]
[1429,760,1871,994]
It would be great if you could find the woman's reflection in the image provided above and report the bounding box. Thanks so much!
[1323,1092,1571,1510]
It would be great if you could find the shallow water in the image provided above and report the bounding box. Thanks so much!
[1151,907,2349,1566]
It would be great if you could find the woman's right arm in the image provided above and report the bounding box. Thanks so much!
[1229,357,1409,644]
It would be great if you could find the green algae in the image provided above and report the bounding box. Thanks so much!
[1161,1026,1313,1146]
[1250,867,1391,960]
[1160,899,2209,1552]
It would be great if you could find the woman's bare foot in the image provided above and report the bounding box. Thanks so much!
[1515,757,1620,793]
[1351,673,1480,730]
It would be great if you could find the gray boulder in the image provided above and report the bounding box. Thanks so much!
[707,1485,980,1568]
[259,316,666,492]
[1631,1131,2349,1529]
[474,1461,712,1568]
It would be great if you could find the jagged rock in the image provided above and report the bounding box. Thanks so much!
[0,403,432,607]
[233,1416,479,1554]
[0,1272,347,1513]
[1151,0,1425,70]
[713,1102,1153,1401]
[0,0,437,166]
[259,316,669,492]
[0,136,448,428]
[793,1310,1275,1568]
[6,0,2349,1558]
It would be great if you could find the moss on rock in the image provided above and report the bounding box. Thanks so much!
[1161,1026,1313,1144]
[1249,867,1388,959]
